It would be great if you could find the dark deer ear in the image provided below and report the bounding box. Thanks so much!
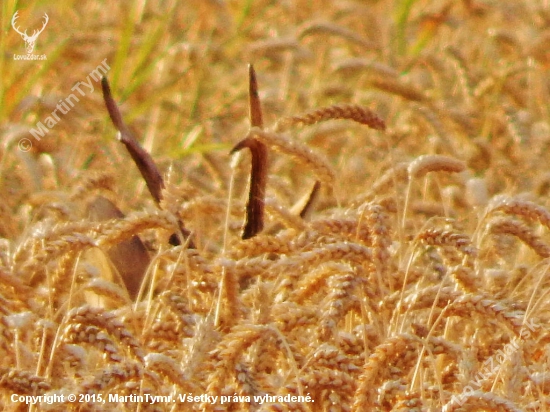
[101,76,194,248]
[101,77,165,204]
[87,195,150,300]
[231,137,267,239]
[231,64,268,240]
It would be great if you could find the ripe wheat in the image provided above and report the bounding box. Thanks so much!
[1,1,548,411]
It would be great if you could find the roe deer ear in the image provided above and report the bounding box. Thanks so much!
[231,64,268,240]
[101,76,194,248]
[87,195,150,300]
[101,77,164,204]
[231,137,267,239]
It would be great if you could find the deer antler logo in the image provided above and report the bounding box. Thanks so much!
[11,11,49,54]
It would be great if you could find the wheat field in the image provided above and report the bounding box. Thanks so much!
[1,0,550,411]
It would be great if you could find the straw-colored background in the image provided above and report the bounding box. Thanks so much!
[1,0,550,410]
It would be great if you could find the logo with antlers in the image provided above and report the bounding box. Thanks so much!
[11,11,49,54]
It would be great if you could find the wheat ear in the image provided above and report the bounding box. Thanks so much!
[442,390,522,412]
[0,368,51,395]
[297,20,378,50]
[487,196,550,232]
[145,353,197,393]
[403,155,466,233]
[485,216,550,258]
[352,334,419,411]
[274,104,386,132]
[77,361,142,394]
[318,267,358,341]
[64,305,144,361]
[248,127,336,188]
[204,325,272,410]
[407,154,466,179]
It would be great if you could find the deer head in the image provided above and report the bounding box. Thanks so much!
[11,11,49,54]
